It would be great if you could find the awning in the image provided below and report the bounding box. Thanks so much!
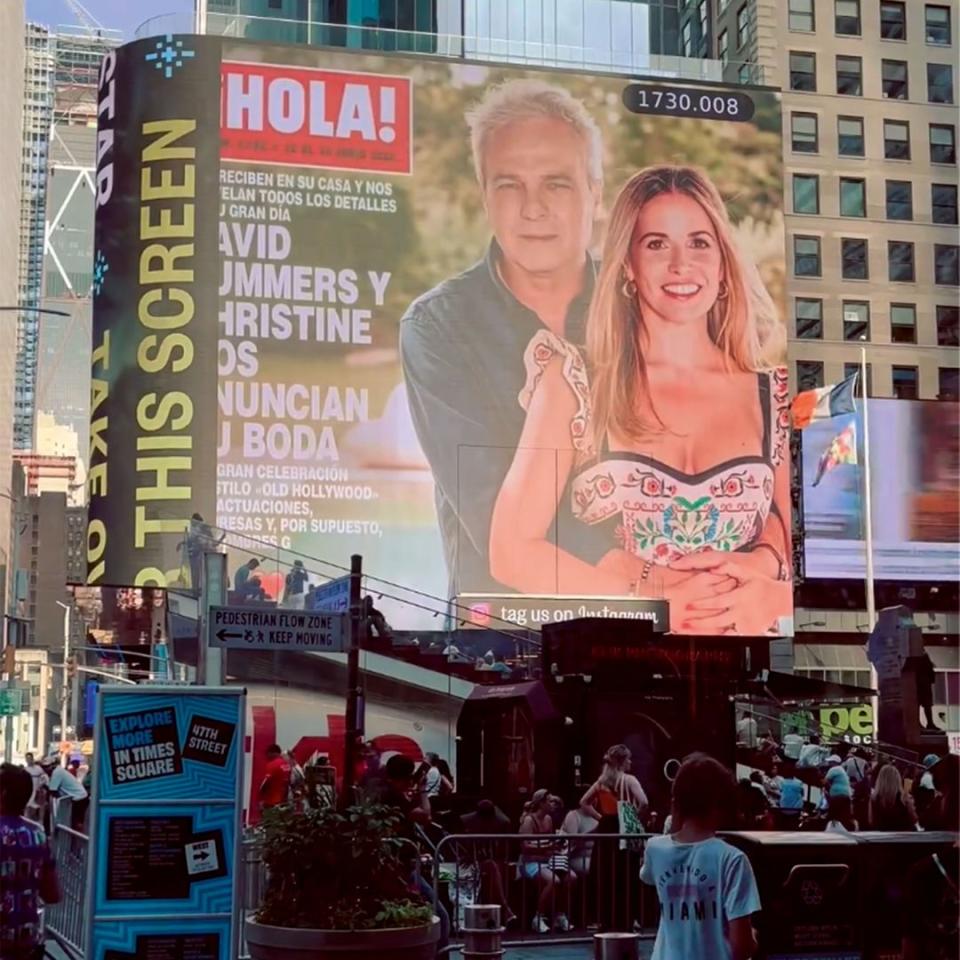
[796,642,958,672]
[929,646,960,671]
[465,680,560,724]
[740,670,875,704]
[794,643,869,671]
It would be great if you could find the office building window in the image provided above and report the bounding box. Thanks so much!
[790,52,817,90]
[928,63,954,103]
[936,305,959,345]
[797,360,825,391]
[890,303,917,343]
[789,0,815,31]
[892,366,919,399]
[939,367,959,400]
[882,60,909,99]
[844,362,873,395]
[795,298,823,338]
[926,5,952,44]
[930,123,957,163]
[840,178,866,217]
[738,63,752,84]
[791,112,818,152]
[793,174,820,214]
[935,244,959,285]
[885,180,913,220]
[842,238,869,279]
[843,301,870,340]
[718,29,728,63]
[835,0,860,35]
[880,1,906,39]
[682,21,693,56]
[932,184,959,224]
[794,236,822,277]
[888,241,915,281]
[838,116,865,155]
[883,119,910,159]
[737,4,750,46]
[836,56,862,95]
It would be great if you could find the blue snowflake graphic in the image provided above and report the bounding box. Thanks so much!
[144,35,196,79]
[92,250,109,296]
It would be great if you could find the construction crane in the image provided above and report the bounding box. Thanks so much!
[62,0,106,40]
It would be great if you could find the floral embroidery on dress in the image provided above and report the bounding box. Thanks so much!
[769,367,790,467]
[518,330,591,453]
[572,367,784,562]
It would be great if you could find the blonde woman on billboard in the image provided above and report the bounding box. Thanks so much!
[489,165,791,636]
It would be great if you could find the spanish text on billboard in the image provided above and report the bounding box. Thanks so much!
[89,35,791,637]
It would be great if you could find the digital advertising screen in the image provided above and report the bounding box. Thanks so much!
[801,400,959,582]
[89,34,789,637]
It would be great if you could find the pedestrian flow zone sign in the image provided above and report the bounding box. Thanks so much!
[208,605,346,653]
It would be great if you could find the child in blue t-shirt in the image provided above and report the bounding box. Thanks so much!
[640,753,760,960]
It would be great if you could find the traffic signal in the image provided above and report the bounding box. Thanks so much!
[2,644,14,677]
[66,655,78,680]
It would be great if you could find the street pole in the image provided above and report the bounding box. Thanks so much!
[56,601,70,763]
[341,554,364,808]
[198,550,227,686]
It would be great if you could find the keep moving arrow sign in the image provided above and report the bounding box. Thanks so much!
[208,605,346,652]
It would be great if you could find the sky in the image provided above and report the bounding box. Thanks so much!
[25,0,194,40]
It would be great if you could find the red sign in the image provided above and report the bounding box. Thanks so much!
[220,61,412,175]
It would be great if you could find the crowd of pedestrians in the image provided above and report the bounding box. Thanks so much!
[737,728,956,834]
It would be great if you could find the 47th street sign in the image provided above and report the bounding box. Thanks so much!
[208,605,345,652]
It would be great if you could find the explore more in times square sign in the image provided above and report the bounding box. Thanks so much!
[88,34,791,638]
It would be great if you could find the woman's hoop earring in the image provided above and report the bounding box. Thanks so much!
[717,280,729,300]
[621,277,638,299]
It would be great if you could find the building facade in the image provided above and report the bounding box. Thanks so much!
[198,0,751,76]
[17,24,119,456]
[713,0,958,401]
[0,3,25,622]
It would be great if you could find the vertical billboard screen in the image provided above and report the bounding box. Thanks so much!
[801,400,960,581]
[89,35,790,637]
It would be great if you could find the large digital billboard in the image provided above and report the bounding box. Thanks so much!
[802,400,959,581]
[89,35,790,637]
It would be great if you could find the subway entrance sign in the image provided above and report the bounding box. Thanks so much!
[208,605,345,653]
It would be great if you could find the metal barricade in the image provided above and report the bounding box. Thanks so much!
[433,832,660,946]
[44,821,89,959]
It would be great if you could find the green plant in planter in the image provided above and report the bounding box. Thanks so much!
[255,800,435,931]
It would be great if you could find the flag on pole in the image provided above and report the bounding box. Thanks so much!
[813,422,858,487]
[791,373,858,429]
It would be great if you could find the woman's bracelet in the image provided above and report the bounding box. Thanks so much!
[629,560,654,595]
[750,542,789,581]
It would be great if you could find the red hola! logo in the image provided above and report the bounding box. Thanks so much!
[220,61,412,175]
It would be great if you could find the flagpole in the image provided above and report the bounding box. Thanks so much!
[860,345,876,631]
[860,345,879,733]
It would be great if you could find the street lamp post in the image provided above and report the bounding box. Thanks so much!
[55,600,72,763]
[0,307,71,316]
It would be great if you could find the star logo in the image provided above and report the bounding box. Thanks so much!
[92,250,109,296]
[144,35,196,79]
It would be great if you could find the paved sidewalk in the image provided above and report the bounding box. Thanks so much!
[503,944,654,960]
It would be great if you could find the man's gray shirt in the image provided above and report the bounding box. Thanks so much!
[400,242,594,595]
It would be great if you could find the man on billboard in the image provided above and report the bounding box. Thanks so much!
[400,79,603,595]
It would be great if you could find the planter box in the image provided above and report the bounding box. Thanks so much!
[245,917,441,960]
